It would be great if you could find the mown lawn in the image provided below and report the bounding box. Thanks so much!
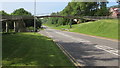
[44,19,119,39]
[2,33,74,67]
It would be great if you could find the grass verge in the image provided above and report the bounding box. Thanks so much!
[2,32,75,67]
[44,19,119,40]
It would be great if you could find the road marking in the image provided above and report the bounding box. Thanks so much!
[55,32,90,43]
[55,43,84,66]
[55,31,119,56]
[42,29,119,56]
[95,45,119,56]
[43,30,83,66]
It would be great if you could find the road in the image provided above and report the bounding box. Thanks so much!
[39,26,119,66]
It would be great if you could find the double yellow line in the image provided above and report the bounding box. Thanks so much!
[54,40,84,67]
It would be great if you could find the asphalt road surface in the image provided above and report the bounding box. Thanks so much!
[39,26,119,66]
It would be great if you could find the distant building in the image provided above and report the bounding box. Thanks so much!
[110,8,120,17]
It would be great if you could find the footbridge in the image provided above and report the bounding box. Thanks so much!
[1,15,117,32]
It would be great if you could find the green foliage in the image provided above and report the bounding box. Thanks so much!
[46,19,118,39]
[43,12,71,27]
[70,19,119,39]
[11,8,31,15]
[45,1,110,26]
[27,27,34,31]
[11,8,42,30]
[36,19,42,28]
[61,2,109,16]
[0,10,9,15]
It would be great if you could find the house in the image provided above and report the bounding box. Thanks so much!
[110,8,120,17]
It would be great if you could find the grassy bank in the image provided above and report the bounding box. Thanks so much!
[2,32,74,67]
[44,19,119,39]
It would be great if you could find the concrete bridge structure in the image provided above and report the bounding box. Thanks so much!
[1,15,83,32]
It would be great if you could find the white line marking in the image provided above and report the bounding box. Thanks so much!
[55,32,90,43]
[55,31,119,56]
[56,43,83,66]
[95,45,119,56]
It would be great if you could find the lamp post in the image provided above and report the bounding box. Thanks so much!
[34,0,36,32]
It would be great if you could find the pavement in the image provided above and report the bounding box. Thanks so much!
[39,26,119,67]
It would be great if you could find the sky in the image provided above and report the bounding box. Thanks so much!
[1,2,68,15]
[0,1,118,15]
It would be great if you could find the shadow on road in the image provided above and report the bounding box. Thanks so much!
[57,41,118,66]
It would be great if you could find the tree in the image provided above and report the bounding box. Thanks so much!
[11,8,42,31]
[60,2,100,16]
[117,0,120,7]
[60,0,110,16]
[117,0,120,3]
[0,10,9,15]
[11,8,31,15]
[44,0,110,26]
[96,0,109,16]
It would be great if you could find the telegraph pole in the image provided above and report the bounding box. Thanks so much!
[34,0,36,32]
[70,19,72,28]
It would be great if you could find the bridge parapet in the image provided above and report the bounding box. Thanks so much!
[1,15,34,21]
